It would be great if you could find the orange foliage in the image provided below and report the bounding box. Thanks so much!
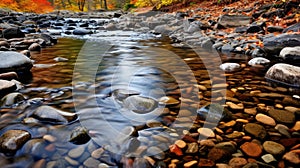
[0,0,53,13]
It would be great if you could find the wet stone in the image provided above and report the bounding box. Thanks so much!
[208,147,231,162]
[255,113,276,126]
[147,146,165,160]
[268,109,295,124]
[240,142,263,158]
[261,154,276,164]
[0,51,33,72]
[228,157,248,168]
[244,123,267,140]
[248,57,270,66]
[220,63,240,72]
[0,80,16,96]
[123,95,158,113]
[198,158,215,167]
[225,131,244,139]
[262,141,285,155]
[0,92,25,106]
[112,89,140,101]
[158,96,180,105]
[215,142,237,154]
[0,129,31,155]
[185,142,198,154]
[184,160,198,168]
[32,105,69,124]
[69,126,91,145]
[197,128,215,138]
[68,146,85,159]
[83,157,101,168]
[283,150,300,165]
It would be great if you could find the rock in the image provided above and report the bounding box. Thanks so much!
[255,113,276,126]
[244,123,267,140]
[198,128,215,138]
[228,157,247,168]
[73,28,92,35]
[215,142,237,154]
[0,130,31,155]
[69,126,91,145]
[28,43,41,51]
[123,95,158,113]
[158,96,180,105]
[184,160,198,168]
[263,33,300,55]
[0,80,16,96]
[220,63,240,72]
[279,46,300,62]
[186,142,198,154]
[262,141,285,155]
[283,22,300,33]
[0,72,18,80]
[147,146,165,160]
[91,148,105,159]
[261,154,276,163]
[197,103,232,122]
[267,26,283,33]
[217,14,251,28]
[225,132,244,139]
[2,28,25,39]
[68,146,85,159]
[208,147,231,162]
[265,63,300,87]
[221,44,234,53]
[32,105,75,124]
[112,89,140,101]
[248,57,270,66]
[83,157,100,168]
[242,163,259,168]
[53,57,68,62]
[174,140,186,149]
[268,109,295,124]
[292,121,300,131]
[283,150,300,165]
[0,51,33,72]
[154,25,173,35]
[0,92,25,106]
[240,142,263,158]
[40,33,57,44]
[226,102,244,110]
[198,159,215,167]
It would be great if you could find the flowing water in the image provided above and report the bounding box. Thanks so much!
[1,35,298,167]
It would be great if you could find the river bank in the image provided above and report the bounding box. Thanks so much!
[0,1,300,168]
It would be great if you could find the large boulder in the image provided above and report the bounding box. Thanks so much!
[265,63,300,87]
[263,33,300,56]
[2,28,25,39]
[279,46,300,63]
[0,51,33,72]
[217,14,251,28]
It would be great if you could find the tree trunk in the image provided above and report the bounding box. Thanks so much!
[103,0,107,10]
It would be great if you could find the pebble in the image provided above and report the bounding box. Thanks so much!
[64,156,79,166]
[226,102,244,110]
[83,157,100,168]
[215,142,237,154]
[185,142,198,154]
[240,142,263,158]
[244,108,257,115]
[262,141,285,155]
[228,157,248,168]
[244,123,267,140]
[0,129,31,154]
[197,128,215,138]
[158,96,180,105]
[208,147,231,162]
[283,150,300,165]
[183,160,197,168]
[225,131,244,139]
[292,121,300,131]
[175,140,186,148]
[268,109,295,124]
[91,148,105,159]
[68,146,85,159]
[43,135,57,142]
[255,113,276,126]
[198,158,215,167]
[261,154,276,163]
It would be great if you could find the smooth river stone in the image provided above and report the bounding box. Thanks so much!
[265,63,300,87]
[244,123,267,140]
[263,141,285,155]
[255,113,276,126]
[220,63,240,72]
[0,92,25,106]
[240,142,263,158]
[0,51,33,72]
[197,128,215,138]
[248,57,270,66]
[123,95,158,113]
[268,109,295,124]
[158,96,180,105]
[228,158,248,168]
[0,129,31,155]
[0,80,16,96]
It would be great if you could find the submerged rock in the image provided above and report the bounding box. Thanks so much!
[2,28,25,39]
[0,92,25,106]
[197,103,232,122]
[0,51,33,72]
[73,28,92,35]
[69,126,91,145]
[123,95,158,113]
[265,63,300,87]
[0,130,31,155]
